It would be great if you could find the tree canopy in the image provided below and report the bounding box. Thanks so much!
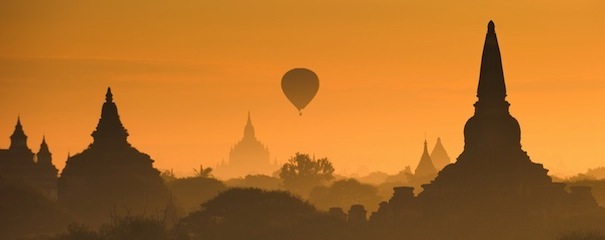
[279,153,335,197]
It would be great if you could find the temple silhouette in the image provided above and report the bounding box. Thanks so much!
[430,137,450,170]
[412,139,437,187]
[368,21,604,240]
[0,118,58,199]
[58,88,172,225]
[215,112,277,178]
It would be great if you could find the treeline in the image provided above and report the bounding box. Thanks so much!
[163,152,392,215]
[1,152,387,239]
[3,153,605,240]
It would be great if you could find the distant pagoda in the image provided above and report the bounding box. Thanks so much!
[419,21,555,201]
[0,118,58,199]
[413,139,437,186]
[216,112,274,178]
[371,21,604,240]
[429,137,450,170]
[58,88,171,225]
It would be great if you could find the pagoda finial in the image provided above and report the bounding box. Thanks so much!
[477,20,506,101]
[244,111,256,139]
[39,135,50,153]
[415,138,437,177]
[424,138,429,152]
[15,116,23,130]
[105,87,113,103]
[10,116,28,149]
[488,20,495,33]
[92,87,129,145]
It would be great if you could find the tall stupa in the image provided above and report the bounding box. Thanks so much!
[370,21,603,240]
[58,88,171,225]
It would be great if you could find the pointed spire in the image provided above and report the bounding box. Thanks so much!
[243,111,256,139]
[477,20,507,101]
[10,116,28,150]
[37,135,52,164]
[415,139,437,177]
[40,135,49,151]
[105,87,113,103]
[92,87,129,146]
[430,137,451,170]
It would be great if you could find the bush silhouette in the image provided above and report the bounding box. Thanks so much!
[52,213,168,240]
[175,188,348,240]
[0,177,71,239]
[167,176,227,214]
[279,153,334,197]
[309,178,383,212]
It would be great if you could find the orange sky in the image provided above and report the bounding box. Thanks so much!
[1,0,604,178]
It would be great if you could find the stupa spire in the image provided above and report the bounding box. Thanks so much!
[91,87,129,146]
[414,139,437,177]
[244,111,256,139]
[430,137,451,170]
[37,135,53,165]
[10,116,28,150]
[463,20,521,155]
[40,135,49,151]
[477,20,507,102]
[105,87,113,103]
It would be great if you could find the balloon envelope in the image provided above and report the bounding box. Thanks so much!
[281,68,319,114]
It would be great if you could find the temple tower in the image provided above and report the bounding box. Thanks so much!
[35,136,59,199]
[217,112,272,178]
[414,140,437,180]
[8,117,34,161]
[419,22,552,199]
[430,137,450,170]
[0,118,58,199]
[59,87,171,225]
[369,21,603,240]
[91,87,129,147]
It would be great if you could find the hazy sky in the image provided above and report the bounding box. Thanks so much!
[1,0,604,178]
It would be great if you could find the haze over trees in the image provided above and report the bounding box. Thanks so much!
[279,152,335,197]
[165,172,227,215]
[174,188,344,240]
[309,178,383,212]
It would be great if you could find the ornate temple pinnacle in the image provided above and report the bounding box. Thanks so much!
[92,87,129,145]
[488,20,495,33]
[105,87,113,103]
[477,20,506,101]
[244,112,256,139]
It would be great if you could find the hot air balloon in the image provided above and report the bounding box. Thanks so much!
[281,68,319,116]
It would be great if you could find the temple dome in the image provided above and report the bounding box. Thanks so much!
[463,113,521,153]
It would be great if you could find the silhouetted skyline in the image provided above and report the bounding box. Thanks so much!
[1,1,604,177]
[2,18,605,240]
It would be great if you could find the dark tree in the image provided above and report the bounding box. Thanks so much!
[224,174,282,190]
[279,153,335,197]
[167,176,227,214]
[309,178,383,212]
[0,177,72,239]
[174,188,349,240]
[192,164,213,178]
